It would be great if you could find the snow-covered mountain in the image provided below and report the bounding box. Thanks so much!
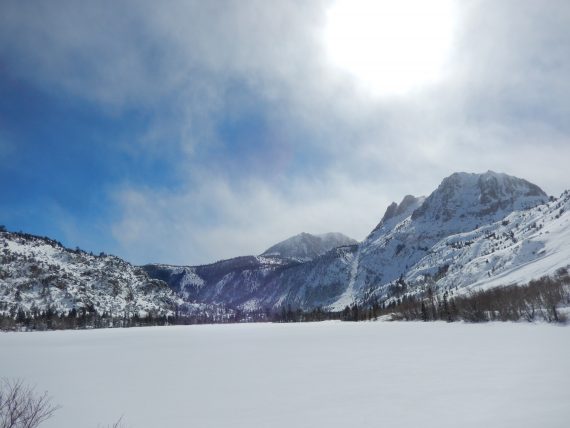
[0,231,223,320]
[341,171,551,308]
[404,189,570,293]
[261,232,356,261]
[143,232,357,309]
[3,171,568,319]
[144,255,297,311]
[145,171,569,311]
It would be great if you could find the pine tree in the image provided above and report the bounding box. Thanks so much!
[421,301,428,322]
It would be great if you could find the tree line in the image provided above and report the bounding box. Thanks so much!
[384,274,569,323]
[271,273,570,324]
[0,306,237,331]
[2,273,568,330]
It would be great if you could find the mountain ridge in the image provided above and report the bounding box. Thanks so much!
[0,230,230,324]
[2,171,568,320]
[144,171,567,312]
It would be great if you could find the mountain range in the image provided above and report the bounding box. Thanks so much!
[2,171,569,319]
[143,171,569,312]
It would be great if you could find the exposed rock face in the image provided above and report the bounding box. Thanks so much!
[380,195,424,223]
[411,171,546,222]
[0,231,228,320]
[0,231,181,317]
[371,194,426,236]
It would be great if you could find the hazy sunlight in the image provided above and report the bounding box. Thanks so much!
[324,0,457,96]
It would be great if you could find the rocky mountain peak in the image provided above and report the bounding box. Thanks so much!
[381,195,425,222]
[368,195,425,238]
[411,171,547,223]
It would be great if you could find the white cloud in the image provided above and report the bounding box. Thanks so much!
[111,171,396,265]
[2,0,569,264]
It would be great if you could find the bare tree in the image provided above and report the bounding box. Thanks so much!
[0,379,59,428]
[99,416,126,428]
[108,416,126,428]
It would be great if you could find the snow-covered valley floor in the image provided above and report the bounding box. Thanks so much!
[2,322,569,428]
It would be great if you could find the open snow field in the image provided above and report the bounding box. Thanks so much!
[2,322,569,428]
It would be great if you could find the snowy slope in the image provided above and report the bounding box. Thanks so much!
[0,231,221,318]
[145,255,297,307]
[145,171,567,312]
[144,232,359,310]
[145,244,361,311]
[346,171,551,304]
[5,171,564,316]
[261,232,356,261]
[405,189,570,293]
[286,171,558,310]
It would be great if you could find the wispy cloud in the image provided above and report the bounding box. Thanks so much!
[1,0,569,264]
[111,171,396,265]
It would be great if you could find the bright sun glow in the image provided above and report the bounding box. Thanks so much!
[324,0,456,96]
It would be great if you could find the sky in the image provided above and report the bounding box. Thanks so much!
[1,0,569,265]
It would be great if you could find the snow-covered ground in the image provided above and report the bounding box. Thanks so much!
[2,322,569,428]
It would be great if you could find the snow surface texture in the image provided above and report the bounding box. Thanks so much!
[2,322,569,428]
[146,171,567,311]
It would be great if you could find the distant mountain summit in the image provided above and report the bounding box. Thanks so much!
[261,232,357,261]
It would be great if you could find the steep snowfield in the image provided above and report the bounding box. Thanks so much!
[329,246,361,310]
[404,190,570,293]
[261,245,357,309]
[355,171,549,299]
[470,193,570,290]
[2,322,569,428]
